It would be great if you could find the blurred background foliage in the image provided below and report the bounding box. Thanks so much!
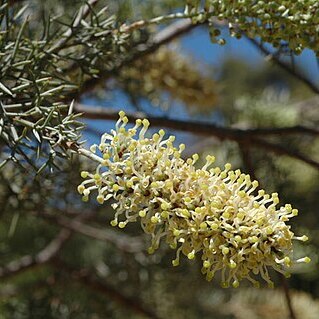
[0,0,319,318]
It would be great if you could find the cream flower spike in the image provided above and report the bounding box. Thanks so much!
[78,111,310,288]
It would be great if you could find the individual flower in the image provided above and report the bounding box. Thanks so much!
[78,111,310,288]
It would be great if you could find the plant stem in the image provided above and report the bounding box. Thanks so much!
[78,147,103,164]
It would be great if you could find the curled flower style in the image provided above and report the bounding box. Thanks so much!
[78,111,310,288]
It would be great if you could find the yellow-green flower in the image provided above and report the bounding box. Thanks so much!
[78,111,310,288]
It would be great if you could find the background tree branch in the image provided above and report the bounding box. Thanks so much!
[38,211,144,253]
[0,229,71,280]
[75,105,319,169]
[51,258,162,319]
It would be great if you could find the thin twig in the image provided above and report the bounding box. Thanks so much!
[247,37,319,95]
[251,137,319,170]
[119,12,198,33]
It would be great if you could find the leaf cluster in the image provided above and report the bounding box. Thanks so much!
[0,0,130,171]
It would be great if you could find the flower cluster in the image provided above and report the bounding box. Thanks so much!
[120,47,218,112]
[185,0,319,55]
[78,111,310,288]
